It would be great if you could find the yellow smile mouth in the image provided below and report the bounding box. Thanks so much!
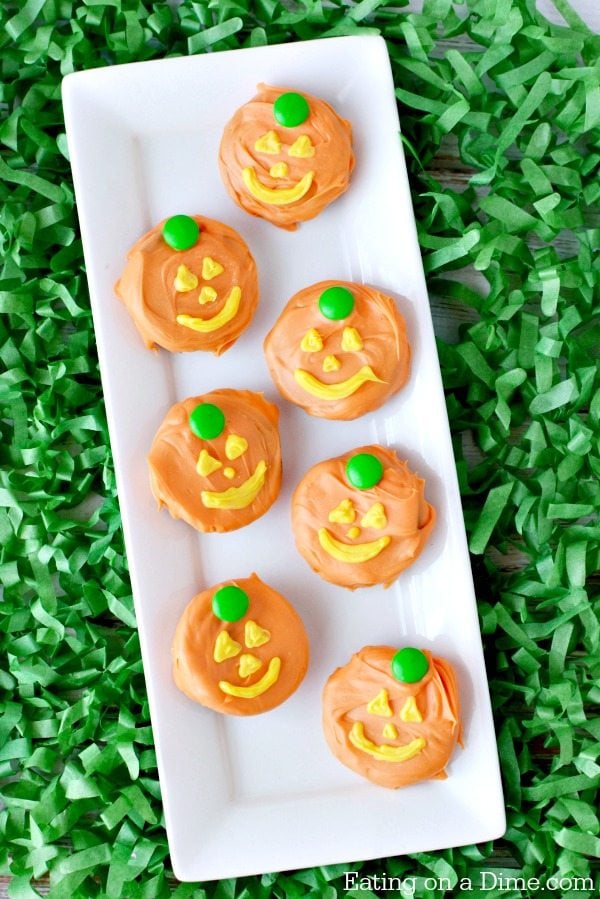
[176,286,241,332]
[294,366,383,400]
[219,657,281,698]
[349,722,426,762]
[201,460,267,510]
[318,527,391,563]
[242,167,314,205]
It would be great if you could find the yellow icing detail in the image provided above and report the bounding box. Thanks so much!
[225,434,248,460]
[323,354,341,372]
[318,528,391,563]
[201,257,224,281]
[242,167,314,206]
[383,723,399,740]
[399,695,423,723]
[174,264,198,293]
[238,653,262,678]
[328,499,356,525]
[198,286,218,305]
[349,722,426,762]
[219,657,281,698]
[245,620,271,649]
[288,134,315,158]
[360,502,388,530]
[269,162,289,178]
[366,688,393,718]
[213,630,242,663]
[223,467,235,479]
[177,286,242,332]
[201,460,266,510]
[342,326,363,352]
[294,365,383,400]
[196,449,222,477]
[346,526,361,539]
[300,328,324,352]
[254,130,282,154]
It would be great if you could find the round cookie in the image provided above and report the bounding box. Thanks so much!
[264,281,410,420]
[291,444,435,588]
[172,574,309,716]
[219,84,354,230]
[114,214,258,354]
[148,389,281,533]
[322,646,462,788]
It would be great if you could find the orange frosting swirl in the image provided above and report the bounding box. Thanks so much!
[264,280,410,420]
[114,215,258,353]
[322,646,462,788]
[219,84,354,230]
[173,573,309,716]
[291,444,435,588]
[148,389,281,533]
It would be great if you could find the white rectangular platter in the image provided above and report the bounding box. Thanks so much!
[62,36,505,883]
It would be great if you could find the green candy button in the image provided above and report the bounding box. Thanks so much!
[318,285,355,321]
[273,92,310,128]
[189,403,225,440]
[391,648,429,684]
[212,585,249,622]
[345,453,383,490]
[162,214,200,251]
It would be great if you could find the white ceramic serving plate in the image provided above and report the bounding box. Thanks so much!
[62,36,505,882]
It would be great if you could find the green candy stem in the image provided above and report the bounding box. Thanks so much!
[345,453,383,490]
[212,585,249,622]
[162,214,200,251]
[391,648,429,684]
[189,403,225,440]
[273,92,310,127]
[318,285,355,320]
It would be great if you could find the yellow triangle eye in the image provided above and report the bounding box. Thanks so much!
[361,503,387,530]
[342,327,363,352]
[196,449,222,476]
[288,135,315,158]
[174,265,199,293]
[199,286,218,305]
[254,130,281,154]
[367,688,393,718]
[225,435,248,460]
[245,620,270,648]
[238,653,262,678]
[300,328,323,352]
[399,696,423,722]
[213,631,242,663]
[328,498,356,524]
[201,257,224,280]
[383,723,398,740]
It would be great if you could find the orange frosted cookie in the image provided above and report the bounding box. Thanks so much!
[291,445,435,589]
[322,646,462,788]
[264,281,410,420]
[148,389,281,533]
[115,214,258,354]
[173,574,309,716]
[219,84,354,230]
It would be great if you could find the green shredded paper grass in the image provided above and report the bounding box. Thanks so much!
[1,0,599,897]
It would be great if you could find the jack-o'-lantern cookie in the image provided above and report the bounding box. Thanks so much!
[264,281,410,420]
[322,646,462,788]
[115,214,258,354]
[292,445,435,588]
[172,574,309,715]
[148,389,281,533]
[219,84,354,230]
